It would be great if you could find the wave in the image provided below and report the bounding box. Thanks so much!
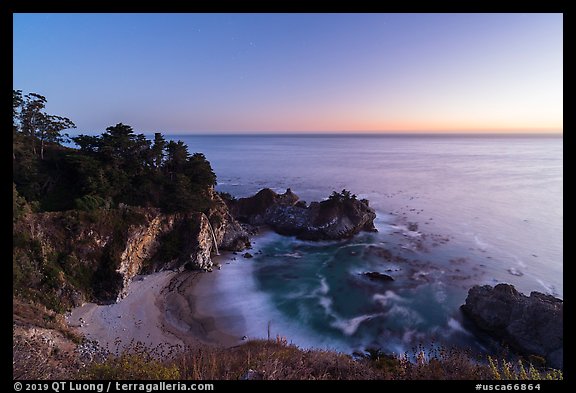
[433,282,448,303]
[318,276,329,295]
[275,252,303,258]
[314,276,334,316]
[507,267,524,276]
[318,296,333,316]
[330,313,382,336]
[373,290,405,307]
[536,279,559,297]
[447,317,470,335]
[387,305,423,326]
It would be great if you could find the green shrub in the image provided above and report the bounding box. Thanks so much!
[74,195,108,211]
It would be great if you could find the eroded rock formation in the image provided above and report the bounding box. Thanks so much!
[18,192,249,305]
[228,188,377,240]
[461,283,563,369]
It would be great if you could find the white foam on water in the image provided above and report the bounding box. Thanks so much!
[447,317,471,335]
[405,230,422,238]
[433,282,448,303]
[402,329,417,343]
[210,258,336,349]
[387,305,423,327]
[373,290,405,307]
[513,255,527,268]
[474,235,490,251]
[184,134,563,353]
[330,313,382,336]
[390,224,408,232]
[196,234,351,352]
[275,252,303,258]
[535,278,559,297]
[373,211,398,234]
[507,267,524,276]
[318,296,333,315]
[318,276,330,295]
[312,276,336,317]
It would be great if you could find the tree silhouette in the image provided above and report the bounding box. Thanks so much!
[13,90,76,159]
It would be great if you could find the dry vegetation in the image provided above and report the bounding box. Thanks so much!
[13,318,563,381]
[13,299,83,379]
[70,337,562,381]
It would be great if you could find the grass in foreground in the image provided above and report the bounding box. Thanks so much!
[78,337,563,380]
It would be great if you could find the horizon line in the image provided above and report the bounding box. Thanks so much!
[65,129,563,137]
[157,131,563,137]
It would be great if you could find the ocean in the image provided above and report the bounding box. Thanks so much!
[169,134,563,356]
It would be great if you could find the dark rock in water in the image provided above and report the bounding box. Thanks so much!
[363,272,394,282]
[507,267,524,276]
[228,188,377,240]
[243,252,253,259]
[461,283,563,369]
[364,245,394,260]
[228,188,299,225]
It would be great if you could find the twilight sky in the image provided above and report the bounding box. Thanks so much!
[13,13,563,135]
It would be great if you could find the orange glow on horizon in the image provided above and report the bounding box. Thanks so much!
[188,120,563,135]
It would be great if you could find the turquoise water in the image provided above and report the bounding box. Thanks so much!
[241,216,486,354]
[175,135,563,354]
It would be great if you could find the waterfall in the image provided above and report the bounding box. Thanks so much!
[204,213,220,256]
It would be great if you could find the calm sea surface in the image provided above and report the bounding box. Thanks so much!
[170,134,563,355]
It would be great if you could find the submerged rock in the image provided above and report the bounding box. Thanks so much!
[228,188,377,240]
[461,283,563,369]
[363,272,394,282]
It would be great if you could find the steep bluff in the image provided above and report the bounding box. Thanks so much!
[207,190,251,251]
[13,193,249,307]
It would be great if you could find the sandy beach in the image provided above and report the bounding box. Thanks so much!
[67,260,248,352]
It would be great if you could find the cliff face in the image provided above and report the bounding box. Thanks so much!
[14,194,249,307]
[208,190,251,251]
[117,212,176,299]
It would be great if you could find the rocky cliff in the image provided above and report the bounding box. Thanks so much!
[228,188,377,240]
[13,192,249,307]
[207,190,251,251]
[461,284,563,369]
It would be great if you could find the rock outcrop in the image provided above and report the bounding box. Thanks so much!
[208,190,251,251]
[117,211,177,299]
[461,284,563,369]
[18,194,249,305]
[363,272,394,282]
[229,188,299,225]
[228,188,377,240]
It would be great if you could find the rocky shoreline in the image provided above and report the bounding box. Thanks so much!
[65,188,380,351]
[461,283,563,369]
[63,188,563,372]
